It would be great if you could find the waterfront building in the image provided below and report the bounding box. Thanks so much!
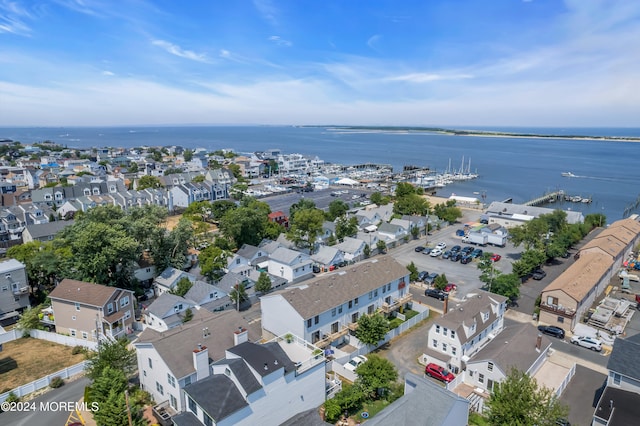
[484,201,584,228]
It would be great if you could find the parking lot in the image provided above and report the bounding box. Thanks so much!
[390,211,522,302]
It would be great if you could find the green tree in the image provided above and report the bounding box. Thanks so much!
[229,283,248,310]
[289,198,317,220]
[326,200,349,221]
[183,149,194,162]
[192,174,205,183]
[489,273,520,299]
[434,273,448,290]
[93,388,144,426]
[16,305,44,335]
[219,206,267,247]
[198,246,229,281]
[164,167,185,176]
[335,216,358,240]
[411,226,420,239]
[227,163,245,182]
[255,272,272,293]
[486,368,568,426]
[210,200,238,220]
[287,208,325,252]
[433,201,463,224]
[183,308,193,323]
[170,277,193,297]
[355,354,398,399]
[395,182,416,197]
[406,261,419,282]
[355,313,389,345]
[585,212,606,229]
[136,175,163,190]
[86,338,137,380]
[393,193,430,216]
[512,248,547,278]
[89,366,127,405]
[127,162,138,173]
[376,239,387,254]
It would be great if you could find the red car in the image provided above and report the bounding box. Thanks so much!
[425,363,455,383]
[491,254,502,262]
[444,283,457,293]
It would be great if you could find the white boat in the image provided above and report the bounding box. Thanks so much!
[561,172,577,177]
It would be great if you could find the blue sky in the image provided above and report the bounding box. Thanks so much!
[1,0,639,127]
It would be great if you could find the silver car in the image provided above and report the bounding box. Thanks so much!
[570,336,602,351]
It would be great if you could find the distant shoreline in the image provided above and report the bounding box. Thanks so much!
[316,126,640,142]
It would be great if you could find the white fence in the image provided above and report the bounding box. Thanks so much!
[0,329,20,345]
[0,360,89,403]
[29,329,98,351]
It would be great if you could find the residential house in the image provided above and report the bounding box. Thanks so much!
[22,220,74,243]
[48,279,135,341]
[267,247,314,283]
[261,256,411,348]
[377,222,409,242]
[143,293,196,332]
[134,309,261,414]
[173,339,325,426]
[318,221,336,243]
[0,259,29,326]
[422,290,507,373]
[267,211,289,229]
[310,246,344,270]
[154,267,197,296]
[365,373,469,426]
[593,333,640,425]
[227,244,270,275]
[463,321,552,393]
[334,237,366,262]
[184,280,230,312]
[401,215,427,235]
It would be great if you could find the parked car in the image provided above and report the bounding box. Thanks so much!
[425,363,455,383]
[538,325,565,339]
[570,336,602,351]
[532,269,547,280]
[424,273,439,285]
[471,249,484,258]
[344,355,368,372]
[422,247,433,255]
[417,271,429,282]
[442,250,452,259]
[462,246,474,255]
[450,245,462,254]
[415,246,425,252]
[425,288,447,300]
[313,265,321,273]
[444,283,457,293]
[460,255,472,264]
[430,248,443,257]
[455,229,466,237]
[435,242,447,250]
[450,252,462,262]
[491,254,502,262]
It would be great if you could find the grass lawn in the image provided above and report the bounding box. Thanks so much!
[0,337,86,393]
[353,399,392,421]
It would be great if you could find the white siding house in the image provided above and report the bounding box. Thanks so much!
[267,247,314,283]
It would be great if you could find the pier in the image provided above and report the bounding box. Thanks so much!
[524,191,565,207]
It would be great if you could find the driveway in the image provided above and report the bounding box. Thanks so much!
[558,364,606,426]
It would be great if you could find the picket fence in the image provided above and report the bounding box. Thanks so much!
[0,361,89,403]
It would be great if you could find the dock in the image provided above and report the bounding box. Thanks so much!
[524,191,564,207]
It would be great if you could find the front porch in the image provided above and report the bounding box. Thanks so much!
[379,293,413,314]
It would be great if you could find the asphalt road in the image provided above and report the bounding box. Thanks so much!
[0,376,91,426]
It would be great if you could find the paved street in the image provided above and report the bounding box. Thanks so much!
[559,365,607,426]
[0,377,91,426]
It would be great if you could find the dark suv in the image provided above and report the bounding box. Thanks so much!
[424,273,439,285]
[532,269,547,280]
[538,325,565,339]
[425,288,447,301]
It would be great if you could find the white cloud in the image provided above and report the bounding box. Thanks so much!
[0,1,34,35]
[102,70,114,76]
[253,0,278,26]
[268,36,292,47]
[151,39,210,63]
[387,73,473,83]
[367,34,381,50]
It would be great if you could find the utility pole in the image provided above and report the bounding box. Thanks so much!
[124,389,133,426]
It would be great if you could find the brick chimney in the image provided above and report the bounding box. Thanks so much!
[193,343,210,381]
[234,326,248,345]
[536,333,542,351]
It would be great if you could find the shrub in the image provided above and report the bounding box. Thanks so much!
[6,392,19,403]
[50,376,65,389]
[72,345,85,355]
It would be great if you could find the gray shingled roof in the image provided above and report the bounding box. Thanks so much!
[263,256,409,319]
[212,357,262,395]
[227,341,295,377]
[134,309,261,380]
[436,290,507,345]
[183,375,248,422]
[607,333,640,381]
[334,236,365,254]
[145,292,193,318]
[269,247,311,265]
[235,244,261,259]
[469,320,551,373]
[184,280,224,305]
[486,201,584,224]
[366,373,469,426]
[49,278,125,307]
[154,267,195,289]
[311,245,342,265]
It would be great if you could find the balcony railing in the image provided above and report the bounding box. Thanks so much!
[539,302,576,318]
[315,326,350,349]
[379,294,413,314]
[12,286,29,295]
[152,400,176,426]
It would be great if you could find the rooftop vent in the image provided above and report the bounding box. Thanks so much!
[264,363,269,371]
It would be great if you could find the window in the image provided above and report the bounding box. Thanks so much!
[338,305,343,314]
[432,339,438,348]
[369,291,373,300]
[331,308,336,317]
[1,285,7,292]
[478,374,485,384]
[613,373,621,386]
[72,316,76,321]
[368,304,374,314]
[442,343,447,352]
[557,316,564,323]
[167,373,176,387]
[82,331,88,339]
[107,303,113,314]
[443,327,448,335]
[451,346,457,356]
[120,296,129,307]
[488,362,494,372]
[374,289,378,297]
[184,376,192,386]
[547,296,559,306]
[75,302,80,311]
[348,300,353,309]
[387,283,391,291]
[307,319,312,328]
[382,285,386,294]
[143,370,147,377]
[170,394,177,410]
[435,325,440,334]
[124,311,131,320]
[483,312,489,321]
[354,297,359,306]
[451,330,455,339]
[224,368,231,376]
[148,358,153,369]
[70,329,76,337]
[204,413,214,426]
[187,396,198,416]
[314,315,319,325]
